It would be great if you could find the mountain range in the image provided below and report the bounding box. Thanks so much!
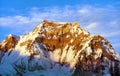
[0,20,120,76]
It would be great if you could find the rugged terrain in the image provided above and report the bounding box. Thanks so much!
[0,20,120,76]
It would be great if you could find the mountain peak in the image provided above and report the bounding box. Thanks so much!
[33,20,89,39]
[0,34,19,52]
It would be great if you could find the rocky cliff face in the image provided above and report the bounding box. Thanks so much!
[0,20,120,76]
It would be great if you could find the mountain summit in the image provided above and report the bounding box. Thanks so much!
[0,20,120,76]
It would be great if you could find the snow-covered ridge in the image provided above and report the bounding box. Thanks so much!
[0,20,120,76]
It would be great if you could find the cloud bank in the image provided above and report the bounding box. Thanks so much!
[0,5,120,52]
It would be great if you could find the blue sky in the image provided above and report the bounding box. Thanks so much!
[0,0,120,53]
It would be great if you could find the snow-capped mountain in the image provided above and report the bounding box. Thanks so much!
[0,20,120,76]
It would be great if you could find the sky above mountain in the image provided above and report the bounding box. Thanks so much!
[0,0,120,53]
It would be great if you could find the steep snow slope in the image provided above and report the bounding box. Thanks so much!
[0,20,120,76]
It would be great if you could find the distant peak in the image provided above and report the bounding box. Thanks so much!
[8,34,13,36]
[7,34,19,40]
[8,34,15,37]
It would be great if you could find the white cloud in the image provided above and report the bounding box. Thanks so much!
[103,31,120,37]
[0,16,31,27]
[86,22,98,30]
[0,5,120,52]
